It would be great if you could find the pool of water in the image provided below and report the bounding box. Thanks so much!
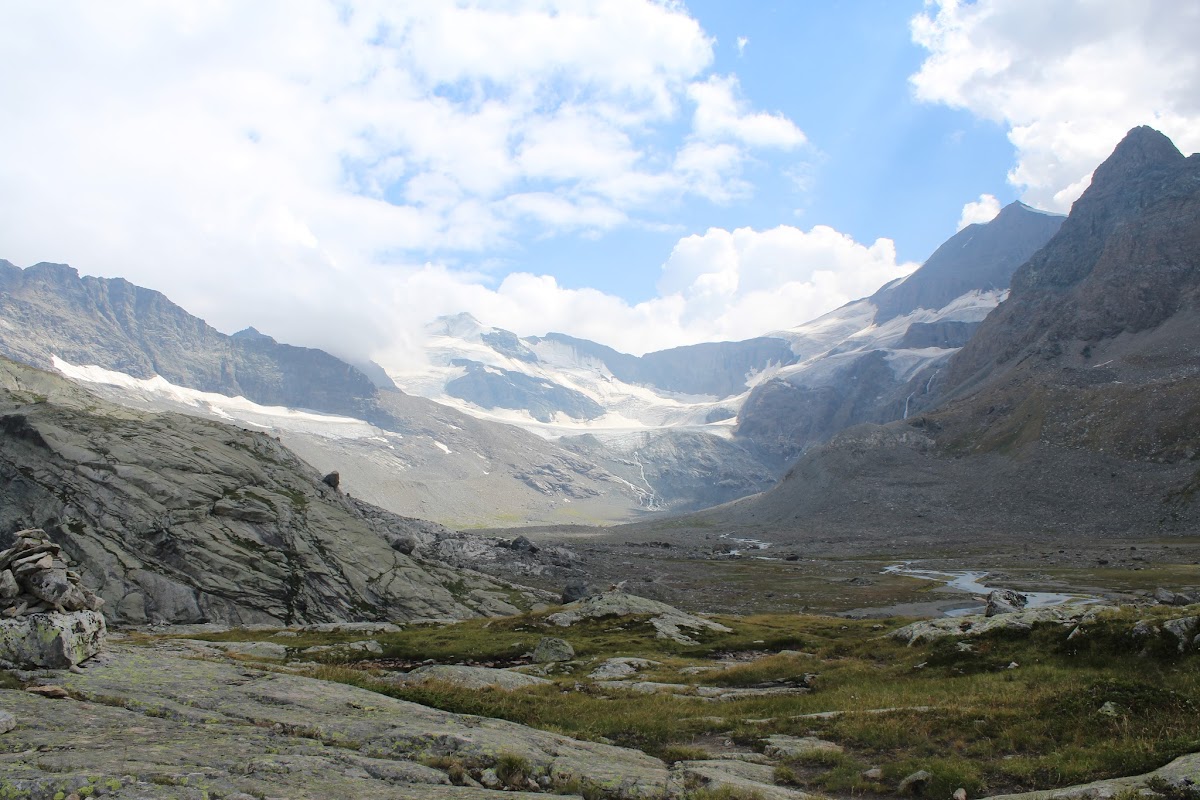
[883,563,1099,617]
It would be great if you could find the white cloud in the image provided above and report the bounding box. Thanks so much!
[957,193,1002,230]
[0,2,816,353]
[2,2,956,373]
[737,36,749,56]
[368,222,917,360]
[688,75,807,149]
[911,0,1200,211]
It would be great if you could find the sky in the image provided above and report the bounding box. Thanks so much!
[1,0,1198,363]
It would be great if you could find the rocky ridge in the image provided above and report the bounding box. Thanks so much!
[0,261,382,420]
[733,201,1065,468]
[0,355,545,626]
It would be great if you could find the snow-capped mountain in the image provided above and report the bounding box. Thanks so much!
[381,201,1065,470]
[384,312,774,438]
[0,201,1064,527]
[736,201,1065,465]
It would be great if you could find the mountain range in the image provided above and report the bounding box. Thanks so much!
[1,125,1197,626]
[2,127,1192,545]
[0,197,1066,527]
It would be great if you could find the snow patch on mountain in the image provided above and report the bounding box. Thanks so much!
[383,315,740,441]
[51,356,382,440]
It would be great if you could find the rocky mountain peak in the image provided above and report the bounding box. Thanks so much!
[429,311,489,340]
[942,124,1200,408]
[23,262,82,284]
[869,198,1064,322]
[231,326,276,344]
[1090,125,1185,187]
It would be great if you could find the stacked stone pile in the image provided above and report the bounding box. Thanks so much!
[0,529,106,669]
[1,529,104,617]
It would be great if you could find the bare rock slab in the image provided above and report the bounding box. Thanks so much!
[763,735,844,759]
[388,664,552,691]
[0,610,106,668]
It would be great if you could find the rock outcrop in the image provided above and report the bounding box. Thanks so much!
[985,589,1028,617]
[1,639,671,798]
[546,591,732,645]
[0,356,539,626]
[388,665,553,692]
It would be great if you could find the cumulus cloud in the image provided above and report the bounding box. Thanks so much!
[368,222,917,361]
[0,1,894,365]
[911,0,1200,211]
[957,193,1002,230]
[688,75,807,149]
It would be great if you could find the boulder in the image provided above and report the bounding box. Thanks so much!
[1151,587,1196,606]
[0,610,106,668]
[562,578,593,604]
[1162,616,1199,652]
[0,711,14,734]
[509,535,539,554]
[547,591,732,645]
[0,570,18,599]
[898,769,933,794]
[532,636,575,663]
[985,589,1028,617]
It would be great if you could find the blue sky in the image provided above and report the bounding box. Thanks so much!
[528,0,1018,302]
[1,1,1197,360]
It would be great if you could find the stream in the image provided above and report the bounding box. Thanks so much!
[883,563,1100,617]
[718,533,776,558]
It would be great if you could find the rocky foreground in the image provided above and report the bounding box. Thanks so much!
[4,596,1200,800]
[3,638,1196,800]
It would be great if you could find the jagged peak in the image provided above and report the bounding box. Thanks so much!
[426,311,495,340]
[26,261,80,280]
[1090,126,1184,188]
[231,326,276,344]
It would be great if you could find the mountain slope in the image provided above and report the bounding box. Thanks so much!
[687,126,1200,540]
[0,355,540,625]
[732,201,1065,467]
[0,261,380,418]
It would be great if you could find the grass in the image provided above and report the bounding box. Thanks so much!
[155,602,1200,798]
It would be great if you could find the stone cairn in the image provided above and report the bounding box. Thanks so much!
[0,529,104,618]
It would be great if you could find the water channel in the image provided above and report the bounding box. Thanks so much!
[884,562,1100,617]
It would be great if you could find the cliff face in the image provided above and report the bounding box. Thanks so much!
[946,127,1200,393]
[933,126,1200,463]
[0,262,379,417]
[0,356,531,625]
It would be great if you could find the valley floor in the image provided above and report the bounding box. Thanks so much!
[481,525,1200,619]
